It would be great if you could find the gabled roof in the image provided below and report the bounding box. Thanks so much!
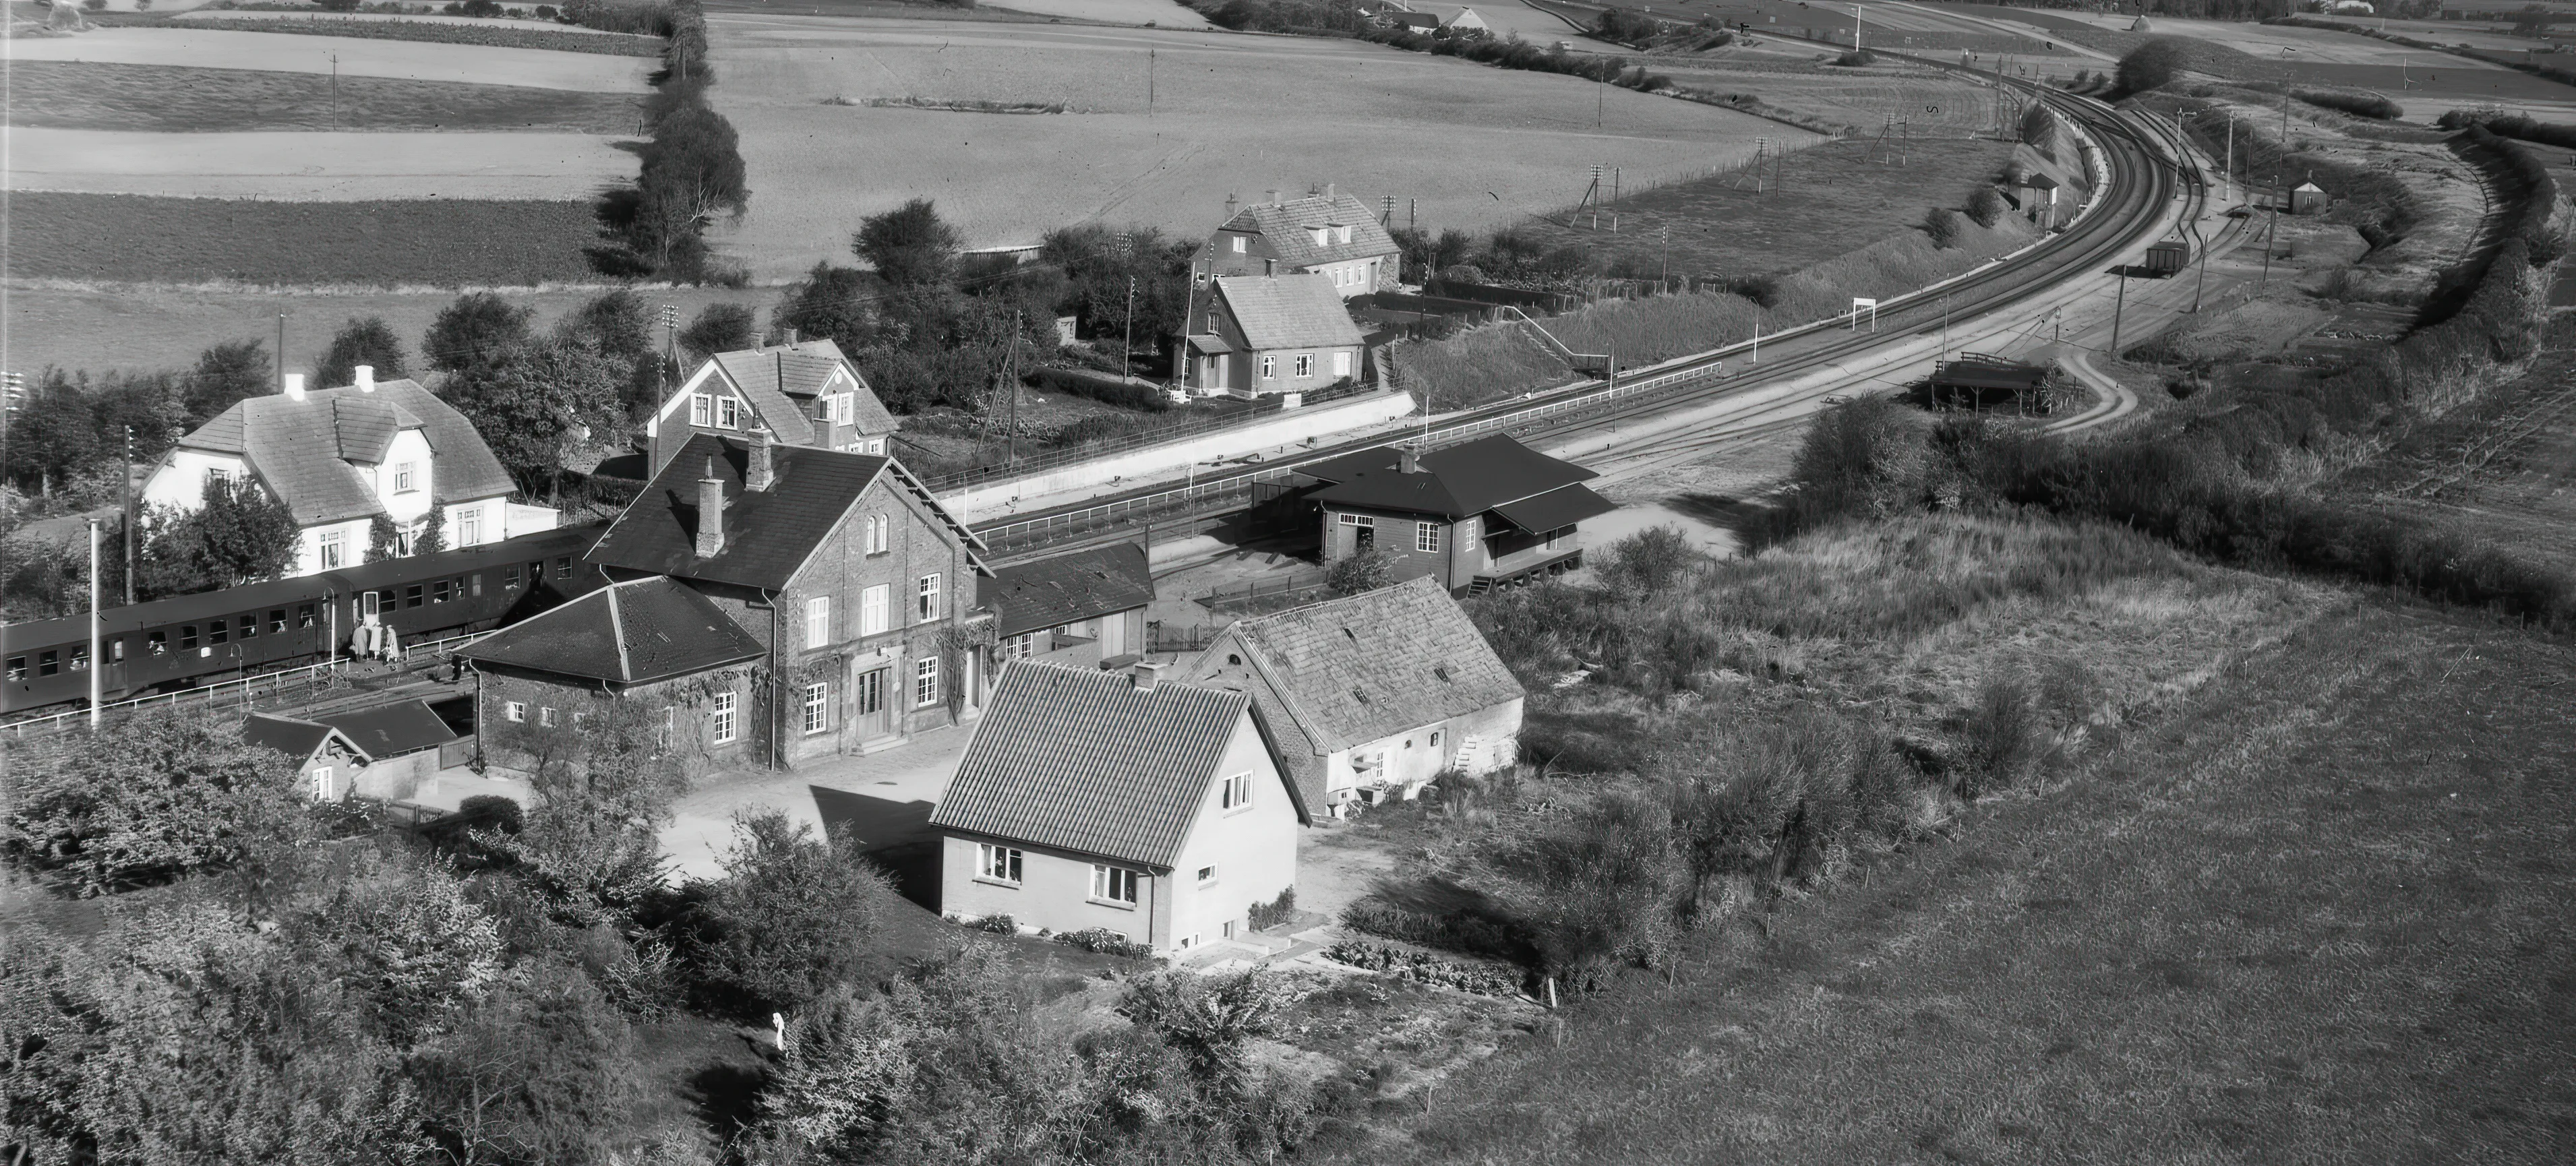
[1186,576,1523,766]
[176,379,518,525]
[1213,275,1366,352]
[988,543,1156,638]
[1300,433,1599,520]
[587,433,988,590]
[931,663,1302,868]
[318,698,460,759]
[1217,193,1400,268]
[243,713,367,764]
[699,338,898,442]
[458,575,765,685]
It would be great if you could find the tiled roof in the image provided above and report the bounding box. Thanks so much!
[318,698,460,758]
[703,339,899,443]
[1214,275,1366,352]
[174,378,518,526]
[1187,576,1523,758]
[988,543,1155,638]
[709,350,818,446]
[460,575,765,685]
[1300,434,1598,520]
[1218,193,1400,268]
[243,713,355,762]
[932,663,1299,867]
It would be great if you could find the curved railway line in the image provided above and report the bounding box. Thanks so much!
[969,71,2203,561]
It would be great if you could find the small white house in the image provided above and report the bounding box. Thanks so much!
[930,661,1308,954]
[144,368,549,578]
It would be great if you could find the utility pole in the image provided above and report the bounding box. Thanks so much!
[1118,233,1137,383]
[1596,74,1605,128]
[121,426,136,606]
[276,312,288,391]
[2109,262,2130,356]
[1149,48,1156,112]
[88,518,102,729]
[1003,309,1022,466]
[2259,179,2282,291]
[330,53,339,130]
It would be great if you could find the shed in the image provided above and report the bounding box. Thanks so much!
[2290,181,2329,215]
[243,713,371,801]
[1926,354,2053,415]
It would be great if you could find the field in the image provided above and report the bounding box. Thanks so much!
[0,26,658,89]
[984,0,1213,27]
[1350,600,2576,1163]
[4,193,608,286]
[704,13,1805,279]
[1650,57,2013,136]
[5,127,636,201]
[7,61,647,133]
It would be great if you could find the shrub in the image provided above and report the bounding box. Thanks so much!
[1923,208,1967,250]
[1055,927,1155,958]
[2295,88,2403,119]
[2020,103,2060,150]
[0,713,310,896]
[673,811,893,1018]
[1834,49,1877,67]
[1247,886,1298,931]
[1323,940,1524,996]
[1341,898,1529,962]
[1956,672,2043,797]
[1592,7,1660,45]
[971,913,1017,934]
[1967,186,2008,229]
[2116,38,2188,93]
[1599,525,1702,594]
[1328,547,1397,595]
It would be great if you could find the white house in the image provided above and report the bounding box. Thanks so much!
[1172,576,1526,814]
[645,336,899,475]
[144,368,550,578]
[930,661,1307,954]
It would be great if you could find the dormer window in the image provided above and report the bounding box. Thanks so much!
[392,462,417,493]
[1333,224,1353,245]
[1309,226,1329,246]
[715,397,741,429]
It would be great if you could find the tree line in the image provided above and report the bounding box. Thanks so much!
[588,0,750,282]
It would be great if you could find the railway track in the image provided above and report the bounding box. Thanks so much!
[969,73,2194,563]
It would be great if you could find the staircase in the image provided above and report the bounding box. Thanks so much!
[1451,734,1483,772]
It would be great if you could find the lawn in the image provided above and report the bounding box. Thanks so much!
[7,61,647,134]
[5,127,636,202]
[704,13,1801,279]
[1339,601,2576,1163]
[3,193,610,287]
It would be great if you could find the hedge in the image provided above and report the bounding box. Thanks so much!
[1323,940,1526,997]
[1341,898,1533,964]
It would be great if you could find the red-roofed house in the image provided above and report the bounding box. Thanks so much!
[932,661,1305,954]
[1182,274,1367,396]
[647,338,900,475]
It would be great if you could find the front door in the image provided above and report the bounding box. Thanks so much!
[855,667,893,740]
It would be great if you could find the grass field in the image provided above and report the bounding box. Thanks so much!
[4,193,608,287]
[705,13,1804,279]
[1349,599,2576,1163]
[5,127,636,201]
[982,0,1213,28]
[1651,56,2013,137]
[0,26,657,90]
[6,61,647,133]
[152,13,665,54]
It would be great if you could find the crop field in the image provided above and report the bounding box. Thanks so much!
[705,13,1802,279]
[169,9,642,34]
[7,61,647,133]
[5,193,606,287]
[0,26,657,90]
[1654,57,2011,136]
[7,127,635,201]
[154,14,664,54]
[983,0,1212,28]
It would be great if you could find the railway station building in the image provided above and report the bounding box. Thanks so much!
[1296,434,1616,594]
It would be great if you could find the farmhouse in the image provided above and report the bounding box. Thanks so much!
[1195,190,1401,299]
[1172,576,1524,814]
[1183,274,1367,396]
[647,337,899,474]
[988,542,1156,670]
[931,661,1306,954]
[478,431,994,764]
[145,368,555,578]
[1299,434,1615,592]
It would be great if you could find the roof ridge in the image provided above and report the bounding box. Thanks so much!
[606,578,633,682]
[1228,627,1335,747]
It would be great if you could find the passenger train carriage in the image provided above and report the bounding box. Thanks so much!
[3,525,605,717]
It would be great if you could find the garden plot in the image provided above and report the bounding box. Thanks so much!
[4,128,634,201]
[0,26,655,90]
[707,13,1796,279]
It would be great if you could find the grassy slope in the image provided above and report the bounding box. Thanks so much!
[6,193,607,286]
[1352,601,2576,1163]
[6,61,647,134]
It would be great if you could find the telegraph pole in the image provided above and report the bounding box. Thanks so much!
[121,426,136,606]
[88,518,102,729]
[276,312,288,390]
[2109,262,2130,356]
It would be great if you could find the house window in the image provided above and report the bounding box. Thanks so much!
[715,396,741,429]
[205,465,233,489]
[539,707,558,727]
[1294,354,1313,377]
[505,701,527,723]
[866,514,890,555]
[1460,520,1480,553]
[318,530,345,570]
[312,766,334,801]
[5,656,23,682]
[689,394,713,425]
[866,439,885,456]
[1197,865,1217,885]
[1220,771,1253,811]
[1334,351,1353,377]
[432,579,452,604]
[1230,235,1247,253]
[1432,729,1446,754]
[405,584,424,609]
[1259,355,1276,379]
[860,584,890,636]
[802,682,830,735]
[916,573,941,623]
[711,690,739,744]
[1308,226,1328,246]
[1336,224,1353,244]
[805,596,832,648]
[458,508,483,545]
[180,625,198,651]
[1003,632,1034,661]
[914,656,940,707]
[1091,865,1141,905]
[978,844,1023,884]
[36,651,57,677]
[557,556,572,577]
[1339,512,1375,553]
[393,463,417,493]
[1417,522,1441,553]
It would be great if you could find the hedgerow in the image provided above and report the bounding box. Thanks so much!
[1358,28,1674,94]
[2294,88,2403,120]
[170,15,660,53]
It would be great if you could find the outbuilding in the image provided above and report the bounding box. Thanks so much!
[2290,181,2330,215]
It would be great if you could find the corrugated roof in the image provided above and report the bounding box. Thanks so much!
[1218,193,1400,268]
[172,378,518,525]
[1214,275,1366,352]
[1301,434,1597,520]
[1180,576,1524,758]
[317,698,458,758]
[988,543,1156,638]
[243,713,355,762]
[460,575,765,685]
[931,662,1288,867]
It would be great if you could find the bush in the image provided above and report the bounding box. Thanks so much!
[1,713,310,896]
[1341,898,1530,962]
[970,912,1017,933]
[1247,886,1298,931]
[1592,7,1660,45]
[1324,940,1524,996]
[1833,49,1877,67]
[2116,38,2188,94]
[1328,547,1397,595]
[1055,927,1155,958]
[1923,208,1967,250]
[673,811,892,1018]
[1967,186,2008,229]
[2020,103,2060,150]
[2295,88,2403,119]
[1956,672,2044,797]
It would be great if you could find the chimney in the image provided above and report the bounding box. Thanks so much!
[355,365,376,392]
[694,459,726,559]
[1398,446,1421,474]
[1326,181,1336,199]
[1266,188,1280,206]
[282,373,306,402]
[783,327,799,346]
[746,425,776,492]
[1131,661,1167,692]
[1224,192,1238,220]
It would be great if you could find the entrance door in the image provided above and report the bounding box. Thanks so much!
[855,667,892,739]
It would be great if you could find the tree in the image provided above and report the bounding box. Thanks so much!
[367,514,401,563]
[137,477,302,596]
[0,369,102,496]
[441,338,627,491]
[2019,102,2060,150]
[292,852,505,1045]
[424,292,536,374]
[555,288,664,413]
[1923,207,1967,249]
[1967,185,2008,228]
[181,339,273,427]
[2116,38,2189,94]
[1327,547,1395,595]
[416,505,446,557]
[408,962,642,1166]
[628,105,748,280]
[774,263,878,358]
[678,811,891,1018]
[853,198,962,288]
[0,712,312,896]
[1599,525,1700,594]
[679,302,758,361]
[318,316,409,388]
[475,700,691,926]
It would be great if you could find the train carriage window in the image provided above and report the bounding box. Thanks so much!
[529,560,547,583]
[110,639,125,663]
[148,631,167,655]
[239,615,258,640]
[506,565,522,590]
[180,625,198,651]
[210,621,228,646]
[297,604,316,629]
[6,657,24,681]
[70,644,87,672]
[405,584,423,609]
[556,556,572,578]
[432,580,452,604]
[39,651,59,676]
[270,609,288,634]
